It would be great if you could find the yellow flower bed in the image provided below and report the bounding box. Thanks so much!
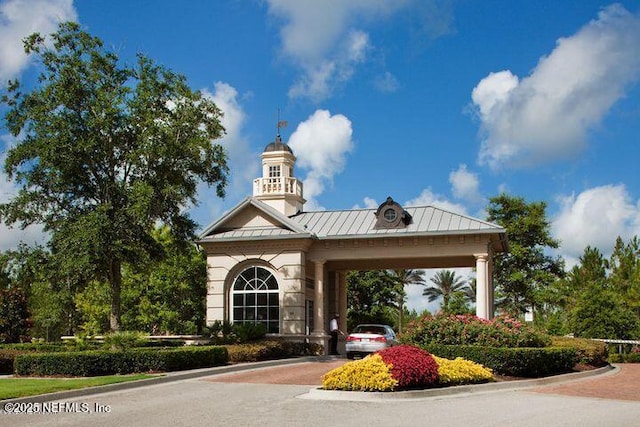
[321,354,398,391]
[433,356,494,385]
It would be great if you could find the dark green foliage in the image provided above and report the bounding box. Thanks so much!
[423,344,578,377]
[347,270,399,330]
[206,320,236,344]
[0,22,228,332]
[570,281,639,339]
[102,331,146,350]
[0,287,31,343]
[0,349,23,374]
[486,194,564,316]
[14,346,228,376]
[232,323,267,343]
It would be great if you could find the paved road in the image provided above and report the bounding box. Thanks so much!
[2,363,639,427]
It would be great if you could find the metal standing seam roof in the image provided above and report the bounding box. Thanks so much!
[291,206,505,239]
[198,197,506,243]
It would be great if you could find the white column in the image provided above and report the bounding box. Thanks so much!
[338,271,347,332]
[487,255,494,320]
[313,260,326,335]
[475,254,488,320]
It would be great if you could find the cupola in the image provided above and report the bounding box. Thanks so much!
[252,134,305,216]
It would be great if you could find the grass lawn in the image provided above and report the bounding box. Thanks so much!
[0,374,159,400]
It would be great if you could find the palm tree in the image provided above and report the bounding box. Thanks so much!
[422,270,467,312]
[388,269,425,333]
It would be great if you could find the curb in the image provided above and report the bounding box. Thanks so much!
[1,356,329,405]
[298,364,617,402]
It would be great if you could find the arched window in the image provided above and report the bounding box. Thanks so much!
[232,266,280,333]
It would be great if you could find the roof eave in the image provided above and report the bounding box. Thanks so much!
[196,233,315,244]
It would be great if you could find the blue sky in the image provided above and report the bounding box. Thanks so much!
[1,1,640,312]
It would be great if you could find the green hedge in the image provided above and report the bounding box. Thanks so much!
[422,344,578,377]
[14,346,228,377]
[549,337,608,367]
[0,344,77,374]
[224,340,322,363]
[608,352,640,363]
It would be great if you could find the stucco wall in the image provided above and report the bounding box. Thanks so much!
[205,245,308,335]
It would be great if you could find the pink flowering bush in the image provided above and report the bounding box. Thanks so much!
[377,345,439,389]
[400,313,550,348]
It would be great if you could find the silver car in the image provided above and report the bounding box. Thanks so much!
[345,324,398,359]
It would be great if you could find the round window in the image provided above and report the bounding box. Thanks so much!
[383,207,397,222]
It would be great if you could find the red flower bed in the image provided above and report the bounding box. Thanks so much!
[377,345,439,389]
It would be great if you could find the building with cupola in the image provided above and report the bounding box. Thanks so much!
[198,133,507,353]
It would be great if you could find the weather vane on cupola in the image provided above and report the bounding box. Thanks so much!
[276,108,288,141]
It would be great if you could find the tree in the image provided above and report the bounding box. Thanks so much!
[0,22,228,331]
[540,246,606,334]
[0,251,31,343]
[608,236,640,316]
[422,270,468,312]
[387,269,425,333]
[486,194,564,316]
[346,270,398,330]
[571,280,639,339]
[121,226,207,334]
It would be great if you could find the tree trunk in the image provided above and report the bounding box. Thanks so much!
[108,258,122,331]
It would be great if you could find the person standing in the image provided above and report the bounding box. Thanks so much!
[329,313,343,355]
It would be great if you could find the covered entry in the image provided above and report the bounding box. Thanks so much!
[198,136,507,353]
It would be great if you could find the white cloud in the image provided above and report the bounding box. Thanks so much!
[449,164,480,203]
[471,4,640,169]
[200,82,257,215]
[267,0,410,101]
[287,30,370,102]
[374,71,400,93]
[405,188,468,215]
[0,0,77,82]
[352,197,379,210]
[552,184,640,261]
[288,110,354,210]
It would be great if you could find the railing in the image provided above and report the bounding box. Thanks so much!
[592,338,640,354]
[253,177,303,197]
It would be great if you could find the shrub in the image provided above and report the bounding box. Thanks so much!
[422,344,577,377]
[401,314,550,348]
[550,336,608,367]
[232,323,267,343]
[433,356,493,385]
[322,354,398,391]
[14,346,228,376]
[377,345,439,389]
[103,331,147,350]
[608,352,640,363]
[0,344,74,374]
[224,340,318,363]
[206,320,235,344]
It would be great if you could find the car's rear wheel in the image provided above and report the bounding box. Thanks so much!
[346,352,355,359]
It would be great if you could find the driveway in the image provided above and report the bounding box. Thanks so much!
[2,361,640,427]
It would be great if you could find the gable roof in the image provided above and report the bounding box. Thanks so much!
[198,197,312,242]
[198,197,506,250]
